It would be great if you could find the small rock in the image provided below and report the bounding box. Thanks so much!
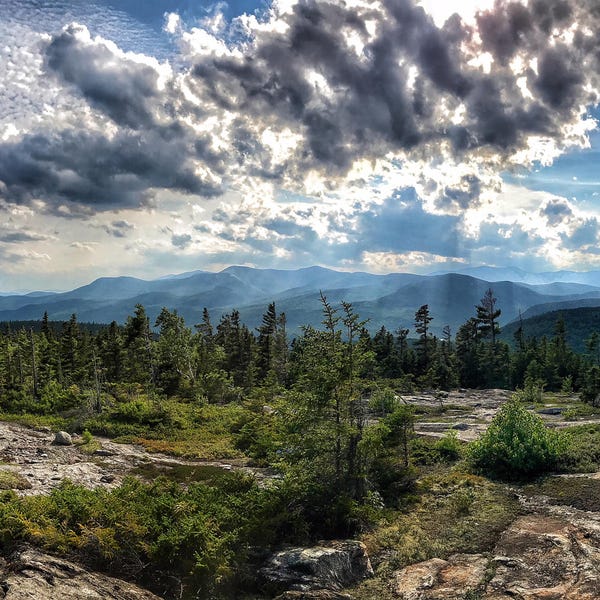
[100,474,115,483]
[537,407,563,415]
[452,423,469,431]
[53,431,72,446]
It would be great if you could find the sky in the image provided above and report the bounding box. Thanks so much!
[1,0,600,291]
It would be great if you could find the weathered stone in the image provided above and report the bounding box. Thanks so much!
[390,513,600,599]
[392,554,487,599]
[486,514,600,600]
[275,591,354,599]
[0,547,160,599]
[261,540,373,593]
[537,407,563,415]
[53,431,72,446]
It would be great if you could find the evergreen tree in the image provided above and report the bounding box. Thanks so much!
[476,288,501,346]
[123,304,155,385]
[414,304,433,374]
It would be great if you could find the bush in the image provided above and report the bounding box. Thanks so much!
[435,431,463,461]
[469,396,566,480]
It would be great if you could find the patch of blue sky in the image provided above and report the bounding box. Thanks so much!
[1,1,268,61]
[504,127,600,205]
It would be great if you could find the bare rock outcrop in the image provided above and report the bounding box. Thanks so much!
[393,554,488,599]
[0,547,160,600]
[486,514,600,599]
[391,513,600,599]
[275,591,355,599]
[261,540,373,594]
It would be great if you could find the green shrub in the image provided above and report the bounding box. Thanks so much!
[435,431,463,461]
[469,397,566,480]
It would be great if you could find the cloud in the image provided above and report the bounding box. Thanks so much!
[540,198,574,226]
[560,217,600,250]
[0,128,222,214]
[171,233,193,249]
[187,0,600,188]
[45,24,166,130]
[96,219,136,238]
[3,0,600,284]
[0,230,50,243]
[70,241,98,252]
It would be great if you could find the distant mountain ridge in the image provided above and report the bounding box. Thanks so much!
[3,266,600,337]
[431,265,600,287]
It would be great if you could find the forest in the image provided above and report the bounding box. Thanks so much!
[0,288,599,598]
[1,288,599,405]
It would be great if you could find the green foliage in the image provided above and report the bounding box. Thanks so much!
[581,365,600,406]
[469,397,567,479]
[557,424,600,472]
[514,377,544,404]
[368,387,398,416]
[435,430,463,461]
[0,475,306,596]
[360,471,520,583]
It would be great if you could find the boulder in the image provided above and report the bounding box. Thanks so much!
[53,431,72,446]
[275,591,354,599]
[390,513,600,599]
[261,540,373,594]
[0,547,160,599]
[392,554,488,599]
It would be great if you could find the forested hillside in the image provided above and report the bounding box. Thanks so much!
[1,289,600,598]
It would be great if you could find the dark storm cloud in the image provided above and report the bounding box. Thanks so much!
[0,231,49,243]
[45,24,162,130]
[187,0,600,195]
[0,128,222,214]
[439,175,482,210]
[3,0,600,215]
[541,198,573,226]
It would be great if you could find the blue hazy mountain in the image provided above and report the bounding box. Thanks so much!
[2,266,600,337]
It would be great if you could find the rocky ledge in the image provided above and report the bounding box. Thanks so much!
[393,508,600,599]
[0,547,160,600]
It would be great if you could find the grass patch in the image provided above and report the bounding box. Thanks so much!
[558,423,600,472]
[85,400,251,459]
[562,404,600,421]
[131,463,235,485]
[76,439,103,455]
[0,412,68,431]
[0,470,32,490]
[358,469,520,577]
[522,475,600,511]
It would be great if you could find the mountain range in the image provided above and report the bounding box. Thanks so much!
[3,266,600,337]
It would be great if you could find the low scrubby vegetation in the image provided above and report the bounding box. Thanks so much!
[0,290,599,597]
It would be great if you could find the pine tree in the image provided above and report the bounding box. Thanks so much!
[414,304,433,373]
[476,288,501,346]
